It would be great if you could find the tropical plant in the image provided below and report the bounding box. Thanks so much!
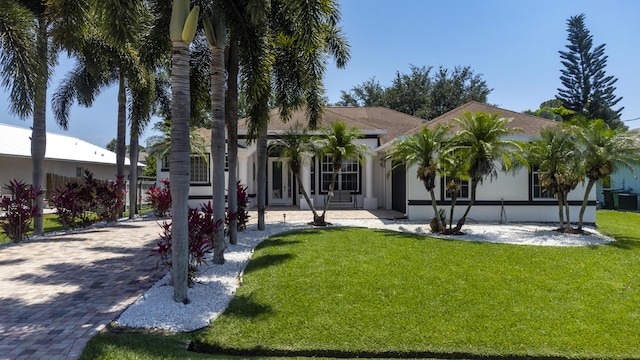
[452,111,523,231]
[168,0,200,304]
[146,178,172,217]
[270,126,320,223]
[225,181,250,232]
[557,13,624,129]
[440,148,470,230]
[152,202,222,288]
[202,11,227,264]
[527,126,581,230]
[0,179,41,242]
[0,0,89,236]
[315,121,370,226]
[575,121,640,230]
[386,124,451,231]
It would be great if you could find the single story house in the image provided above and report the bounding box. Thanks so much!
[397,101,596,223]
[156,102,596,224]
[0,123,142,201]
[595,128,640,211]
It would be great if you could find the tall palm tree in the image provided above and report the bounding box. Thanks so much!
[527,126,581,230]
[453,111,523,232]
[440,148,470,230]
[225,37,240,245]
[315,121,369,226]
[168,0,199,303]
[216,0,350,230]
[202,13,227,264]
[1,0,89,235]
[575,120,640,230]
[53,1,156,220]
[270,125,319,221]
[386,124,451,231]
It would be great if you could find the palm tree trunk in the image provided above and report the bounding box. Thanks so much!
[317,168,339,225]
[449,193,457,229]
[170,40,191,304]
[225,39,239,245]
[578,180,595,231]
[257,129,268,230]
[31,21,48,236]
[455,180,477,231]
[116,71,127,217]
[293,171,320,221]
[557,193,564,230]
[211,44,226,264]
[564,191,571,230]
[128,126,139,220]
[428,188,444,231]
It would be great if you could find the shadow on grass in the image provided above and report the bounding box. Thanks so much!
[223,293,272,319]
[243,253,295,274]
[605,236,640,250]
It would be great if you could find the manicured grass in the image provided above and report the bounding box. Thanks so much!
[81,210,640,359]
[192,226,640,359]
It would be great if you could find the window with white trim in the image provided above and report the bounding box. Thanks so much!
[443,177,470,200]
[190,154,210,183]
[161,155,170,171]
[320,155,360,193]
[532,167,554,199]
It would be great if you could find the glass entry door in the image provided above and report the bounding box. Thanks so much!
[268,158,293,205]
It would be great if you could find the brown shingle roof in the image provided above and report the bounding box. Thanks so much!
[238,107,426,145]
[424,101,559,137]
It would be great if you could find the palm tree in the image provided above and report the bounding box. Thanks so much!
[202,13,227,264]
[1,0,89,235]
[215,0,350,230]
[145,120,208,165]
[527,126,581,230]
[270,125,320,221]
[52,2,156,219]
[168,0,199,303]
[453,111,523,232]
[440,148,470,230]
[386,124,451,231]
[575,120,640,230]
[315,121,370,226]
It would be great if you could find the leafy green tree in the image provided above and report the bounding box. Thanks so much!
[453,111,523,231]
[557,13,624,129]
[336,65,491,120]
[575,121,640,230]
[523,99,575,121]
[0,0,89,235]
[386,124,451,231]
[527,126,581,230]
[315,121,370,226]
[142,154,157,177]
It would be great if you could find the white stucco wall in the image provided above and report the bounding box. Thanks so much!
[405,163,597,224]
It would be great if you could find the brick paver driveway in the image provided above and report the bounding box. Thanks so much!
[0,217,166,360]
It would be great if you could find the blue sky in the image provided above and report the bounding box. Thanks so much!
[1,0,639,149]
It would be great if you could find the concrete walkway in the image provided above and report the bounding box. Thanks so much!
[0,208,403,359]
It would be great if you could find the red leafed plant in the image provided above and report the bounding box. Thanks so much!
[0,179,42,242]
[146,178,171,217]
[226,181,250,232]
[152,202,223,287]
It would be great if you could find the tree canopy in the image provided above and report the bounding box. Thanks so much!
[335,65,492,120]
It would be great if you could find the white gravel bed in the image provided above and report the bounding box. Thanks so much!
[115,218,614,332]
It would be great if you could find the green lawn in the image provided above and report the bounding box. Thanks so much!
[81,210,640,359]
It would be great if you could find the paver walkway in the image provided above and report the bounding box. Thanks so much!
[0,217,166,360]
[0,208,403,360]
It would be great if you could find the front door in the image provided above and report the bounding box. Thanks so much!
[268,158,293,205]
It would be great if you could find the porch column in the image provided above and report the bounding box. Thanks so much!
[363,152,377,210]
[299,163,313,209]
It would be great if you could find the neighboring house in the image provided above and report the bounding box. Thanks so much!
[397,101,597,223]
[156,107,425,210]
[156,102,597,224]
[0,123,142,202]
[595,128,640,211]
